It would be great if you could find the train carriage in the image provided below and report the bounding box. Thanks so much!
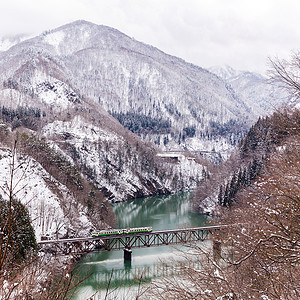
[92,226,152,237]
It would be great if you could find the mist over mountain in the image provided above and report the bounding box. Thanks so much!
[0,34,30,52]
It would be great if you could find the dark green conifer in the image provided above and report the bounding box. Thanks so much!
[0,197,37,265]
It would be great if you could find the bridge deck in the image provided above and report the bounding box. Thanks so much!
[38,226,221,256]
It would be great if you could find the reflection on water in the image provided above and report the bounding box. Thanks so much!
[73,192,209,299]
[113,192,208,231]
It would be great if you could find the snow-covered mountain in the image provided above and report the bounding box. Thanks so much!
[0,144,95,240]
[209,65,242,81]
[0,21,254,152]
[209,65,289,115]
[0,20,288,239]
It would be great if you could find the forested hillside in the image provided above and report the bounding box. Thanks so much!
[0,20,258,158]
[210,64,289,115]
[194,106,300,213]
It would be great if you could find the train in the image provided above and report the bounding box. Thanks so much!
[92,226,152,237]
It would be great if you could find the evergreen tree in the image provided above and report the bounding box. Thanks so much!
[218,185,223,206]
[237,169,243,187]
[0,196,37,265]
[223,183,230,207]
[228,172,237,205]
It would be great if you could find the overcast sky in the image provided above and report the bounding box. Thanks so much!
[1,0,299,74]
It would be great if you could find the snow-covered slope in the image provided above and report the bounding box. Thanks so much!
[209,65,242,81]
[0,146,92,241]
[41,114,204,202]
[0,111,205,241]
[0,24,209,240]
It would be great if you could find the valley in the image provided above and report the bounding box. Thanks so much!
[0,20,289,241]
[0,18,298,300]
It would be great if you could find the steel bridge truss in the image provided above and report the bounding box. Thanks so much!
[38,226,220,256]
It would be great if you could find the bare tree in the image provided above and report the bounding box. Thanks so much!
[0,140,38,299]
[145,141,300,299]
[268,51,300,100]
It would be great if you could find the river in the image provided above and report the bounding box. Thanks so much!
[72,192,209,299]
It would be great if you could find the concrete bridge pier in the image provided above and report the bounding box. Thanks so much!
[124,247,132,261]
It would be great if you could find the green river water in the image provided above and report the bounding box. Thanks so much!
[72,192,209,299]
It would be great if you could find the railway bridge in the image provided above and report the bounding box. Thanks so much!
[38,225,221,260]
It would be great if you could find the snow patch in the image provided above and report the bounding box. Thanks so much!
[43,31,65,54]
[42,116,205,202]
[35,80,80,109]
[42,115,119,143]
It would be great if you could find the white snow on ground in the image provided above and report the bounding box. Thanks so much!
[196,191,219,215]
[0,148,92,241]
[0,39,15,52]
[184,136,233,160]
[0,89,25,107]
[0,34,31,52]
[42,116,146,201]
[34,80,78,109]
[42,115,119,143]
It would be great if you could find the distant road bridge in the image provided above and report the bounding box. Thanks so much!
[38,226,221,259]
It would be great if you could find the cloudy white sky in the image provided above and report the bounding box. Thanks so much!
[1,0,299,74]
